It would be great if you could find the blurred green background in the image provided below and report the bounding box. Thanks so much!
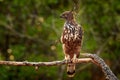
[0,0,120,80]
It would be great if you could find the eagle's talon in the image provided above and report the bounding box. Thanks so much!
[72,54,78,63]
[65,59,72,63]
[72,58,78,63]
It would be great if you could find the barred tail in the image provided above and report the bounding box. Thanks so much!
[67,63,75,77]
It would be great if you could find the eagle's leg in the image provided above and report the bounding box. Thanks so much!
[65,54,71,63]
[72,54,78,63]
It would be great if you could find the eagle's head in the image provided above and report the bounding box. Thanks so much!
[60,11,74,21]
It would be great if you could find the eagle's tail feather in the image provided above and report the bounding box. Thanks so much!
[67,63,75,77]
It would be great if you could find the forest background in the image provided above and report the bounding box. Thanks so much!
[0,0,120,80]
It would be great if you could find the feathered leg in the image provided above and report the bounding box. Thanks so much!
[72,54,78,63]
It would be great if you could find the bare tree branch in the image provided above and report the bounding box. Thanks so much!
[0,58,92,66]
[0,53,118,80]
[81,53,118,80]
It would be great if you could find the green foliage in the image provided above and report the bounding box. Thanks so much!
[0,0,120,80]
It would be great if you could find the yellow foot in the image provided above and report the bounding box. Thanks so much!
[65,58,72,63]
[72,58,78,63]
[72,54,78,63]
[65,55,72,63]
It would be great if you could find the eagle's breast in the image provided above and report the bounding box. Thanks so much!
[62,23,82,44]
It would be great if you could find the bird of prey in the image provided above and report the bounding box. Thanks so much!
[60,11,83,77]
